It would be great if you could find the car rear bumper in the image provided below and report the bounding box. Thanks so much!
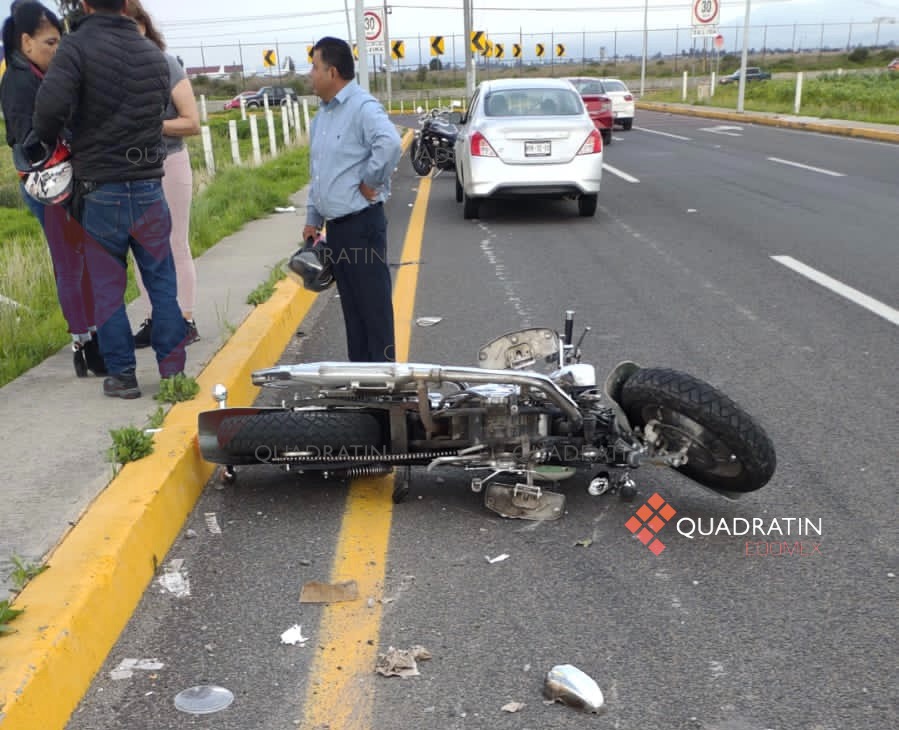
[467,155,602,198]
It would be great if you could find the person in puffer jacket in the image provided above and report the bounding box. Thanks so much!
[31,0,187,399]
[1,0,106,377]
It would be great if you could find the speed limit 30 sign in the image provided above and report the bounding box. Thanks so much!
[692,0,720,36]
[364,7,385,54]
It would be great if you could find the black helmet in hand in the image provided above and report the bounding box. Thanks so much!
[288,236,335,292]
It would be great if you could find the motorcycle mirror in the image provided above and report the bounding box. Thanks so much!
[543,664,604,713]
[447,111,462,124]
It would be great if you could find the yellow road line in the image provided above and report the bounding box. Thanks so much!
[300,148,430,730]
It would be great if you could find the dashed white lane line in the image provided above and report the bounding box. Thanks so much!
[767,156,846,177]
[772,255,899,326]
[602,163,640,184]
[634,126,692,141]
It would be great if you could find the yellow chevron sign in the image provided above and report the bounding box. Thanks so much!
[481,39,494,58]
[470,30,486,53]
[307,45,314,63]
[391,40,405,60]
[352,43,359,60]
[430,36,445,56]
[556,43,566,57]
[535,43,545,58]
[494,43,504,59]
[512,43,522,58]
[263,49,276,67]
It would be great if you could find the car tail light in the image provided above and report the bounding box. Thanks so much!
[577,129,602,155]
[624,94,633,101]
[470,131,497,157]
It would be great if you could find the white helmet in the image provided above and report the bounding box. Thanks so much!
[15,136,74,206]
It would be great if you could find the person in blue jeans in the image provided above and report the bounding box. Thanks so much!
[0,1,105,376]
[31,0,186,398]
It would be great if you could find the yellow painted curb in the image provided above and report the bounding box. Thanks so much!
[0,278,318,730]
[637,101,899,144]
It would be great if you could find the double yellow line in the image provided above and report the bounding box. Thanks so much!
[300,132,431,729]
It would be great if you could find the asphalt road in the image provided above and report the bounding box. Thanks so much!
[67,111,897,730]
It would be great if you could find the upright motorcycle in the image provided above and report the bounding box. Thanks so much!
[199,311,776,519]
[410,106,461,176]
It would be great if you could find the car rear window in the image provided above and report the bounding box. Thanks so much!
[601,80,628,93]
[484,89,583,117]
[568,79,603,95]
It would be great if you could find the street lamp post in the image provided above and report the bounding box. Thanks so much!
[640,0,648,96]
[873,17,896,47]
[736,0,752,113]
[355,0,369,91]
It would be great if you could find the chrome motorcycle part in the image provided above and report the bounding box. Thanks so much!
[587,471,611,496]
[543,664,604,713]
[483,482,565,521]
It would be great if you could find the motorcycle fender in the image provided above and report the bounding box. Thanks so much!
[603,361,642,436]
[198,406,290,464]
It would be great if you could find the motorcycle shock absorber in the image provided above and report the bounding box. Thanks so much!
[323,464,395,480]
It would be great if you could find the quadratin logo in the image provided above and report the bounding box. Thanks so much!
[625,492,676,555]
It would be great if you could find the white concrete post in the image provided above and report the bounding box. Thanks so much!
[201,125,215,176]
[302,99,311,139]
[263,93,270,112]
[228,120,241,165]
[249,114,262,166]
[266,108,277,156]
[711,72,716,97]
[281,104,291,146]
[200,94,208,124]
[682,71,688,101]
[240,95,247,121]
[794,72,804,115]
[293,101,303,140]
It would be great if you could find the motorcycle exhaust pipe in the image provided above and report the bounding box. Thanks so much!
[252,362,584,429]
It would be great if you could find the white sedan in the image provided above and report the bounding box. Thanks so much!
[453,78,604,219]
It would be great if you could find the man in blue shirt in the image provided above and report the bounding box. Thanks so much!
[302,37,402,362]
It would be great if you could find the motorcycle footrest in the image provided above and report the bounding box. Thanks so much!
[483,482,565,521]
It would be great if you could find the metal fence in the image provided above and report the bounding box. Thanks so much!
[168,21,898,77]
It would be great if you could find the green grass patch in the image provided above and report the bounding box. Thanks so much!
[7,554,49,593]
[246,260,287,306]
[155,372,200,403]
[0,599,25,635]
[107,425,154,470]
[646,70,899,125]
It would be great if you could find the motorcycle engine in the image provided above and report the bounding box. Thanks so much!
[449,384,549,447]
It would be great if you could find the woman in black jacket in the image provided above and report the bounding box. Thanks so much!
[1,0,105,376]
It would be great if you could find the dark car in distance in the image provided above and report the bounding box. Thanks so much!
[243,86,297,108]
[719,67,772,85]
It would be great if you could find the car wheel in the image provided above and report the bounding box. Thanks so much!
[622,118,633,131]
[462,191,479,220]
[602,129,612,146]
[578,194,598,217]
[247,101,259,109]
[455,173,463,203]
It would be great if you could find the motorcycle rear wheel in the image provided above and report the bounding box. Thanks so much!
[217,410,387,462]
[410,139,433,176]
[620,368,776,493]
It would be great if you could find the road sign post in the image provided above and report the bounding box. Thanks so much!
[692,0,720,37]
[364,7,385,56]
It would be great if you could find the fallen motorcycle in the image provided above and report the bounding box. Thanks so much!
[410,106,460,176]
[198,311,776,520]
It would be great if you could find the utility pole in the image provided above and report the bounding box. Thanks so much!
[737,0,752,113]
[355,0,369,92]
[640,0,648,96]
[384,0,392,109]
[464,0,474,97]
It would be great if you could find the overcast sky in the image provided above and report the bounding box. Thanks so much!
[18,1,899,68]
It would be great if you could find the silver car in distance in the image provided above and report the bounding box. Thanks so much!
[453,78,604,219]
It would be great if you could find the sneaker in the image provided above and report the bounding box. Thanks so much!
[134,318,152,349]
[103,370,141,399]
[83,332,107,376]
[184,319,200,346]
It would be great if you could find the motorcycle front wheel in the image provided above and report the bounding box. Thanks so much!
[620,368,776,493]
[410,139,433,176]
[216,410,388,463]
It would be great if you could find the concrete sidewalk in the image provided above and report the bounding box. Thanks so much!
[637,100,899,144]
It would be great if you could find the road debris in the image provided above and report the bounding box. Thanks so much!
[173,685,235,715]
[280,624,309,646]
[274,206,297,213]
[501,702,525,713]
[415,316,443,327]
[485,553,510,564]
[375,645,432,678]
[300,579,359,603]
[204,512,222,535]
[574,538,593,548]
[109,658,164,680]
[543,664,604,713]
[158,558,190,597]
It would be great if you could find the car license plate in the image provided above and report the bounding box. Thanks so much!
[524,140,551,157]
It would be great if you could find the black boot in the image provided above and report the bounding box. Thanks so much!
[134,318,152,349]
[103,369,141,399]
[83,331,107,375]
[73,343,88,377]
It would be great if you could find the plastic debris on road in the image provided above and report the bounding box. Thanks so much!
[543,664,604,713]
[280,624,309,646]
[204,512,222,535]
[110,658,164,680]
[415,316,443,327]
[158,558,190,597]
[485,553,510,564]
[174,685,235,715]
[501,702,526,713]
[274,206,297,213]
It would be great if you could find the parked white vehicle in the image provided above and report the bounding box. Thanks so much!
[598,78,635,130]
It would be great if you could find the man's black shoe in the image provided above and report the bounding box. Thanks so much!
[184,319,200,346]
[103,370,141,399]
[134,318,152,349]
